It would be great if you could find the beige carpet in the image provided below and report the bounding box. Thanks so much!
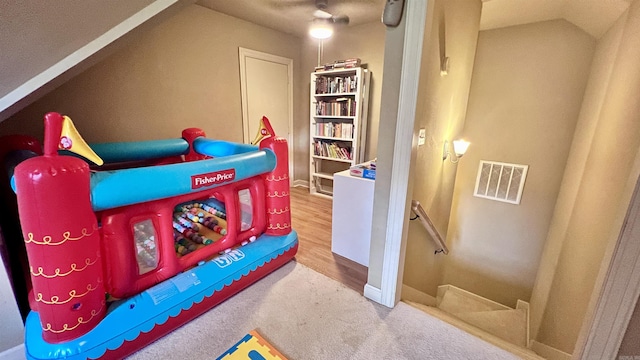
[127,261,520,360]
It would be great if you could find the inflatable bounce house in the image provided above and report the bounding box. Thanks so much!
[7,112,298,359]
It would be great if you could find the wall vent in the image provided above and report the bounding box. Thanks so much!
[474,160,528,205]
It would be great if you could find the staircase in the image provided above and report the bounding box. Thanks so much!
[436,285,528,347]
[403,284,540,359]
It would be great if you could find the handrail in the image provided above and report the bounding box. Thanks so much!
[411,200,449,255]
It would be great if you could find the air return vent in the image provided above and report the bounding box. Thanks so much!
[474,160,528,204]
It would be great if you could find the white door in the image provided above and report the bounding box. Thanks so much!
[239,48,293,184]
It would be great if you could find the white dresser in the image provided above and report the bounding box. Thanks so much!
[331,169,374,266]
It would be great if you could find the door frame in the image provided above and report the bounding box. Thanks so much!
[365,0,427,308]
[238,47,294,186]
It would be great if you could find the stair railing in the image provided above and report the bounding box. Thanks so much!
[410,200,449,255]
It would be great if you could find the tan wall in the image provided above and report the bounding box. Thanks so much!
[536,0,640,352]
[401,0,482,296]
[442,20,595,308]
[296,22,386,182]
[619,296,640,358]
[0,4,304,161]
[529,11,627,348]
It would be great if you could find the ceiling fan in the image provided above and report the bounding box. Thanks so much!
[312,0,350,26]
[309,0,349,39]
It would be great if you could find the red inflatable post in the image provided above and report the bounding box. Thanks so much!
[14,113,106,343]
[256,117,291,236]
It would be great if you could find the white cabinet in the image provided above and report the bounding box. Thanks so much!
[309,67,371,198]
[331,169,374,267]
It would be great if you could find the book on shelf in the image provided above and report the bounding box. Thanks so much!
[315,99,357,116]
[314,75,358,95]
[313,139,352,160]
[344,58,361,68]
[314,122,353,139]
[314,58,362,72]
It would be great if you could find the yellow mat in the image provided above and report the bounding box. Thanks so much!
[217,330,288,360]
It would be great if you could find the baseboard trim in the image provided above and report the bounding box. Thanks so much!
[530,341,571,360]
[292,180,309,188]
[0,343,25,360]
[364,283,382,304]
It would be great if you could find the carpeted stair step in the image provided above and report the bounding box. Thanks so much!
[452,309,528,347]
[437,286,510,314]
[403,300,542,360]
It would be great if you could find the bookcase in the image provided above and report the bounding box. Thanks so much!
[309,67,371,198]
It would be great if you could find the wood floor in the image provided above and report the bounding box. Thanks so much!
[289,186,368,294]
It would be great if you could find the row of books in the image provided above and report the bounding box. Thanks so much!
[315,98,357,116]
[313,140,353,160]
[315,75,358,94]
[314,122,354,139]
[314,58,361,72]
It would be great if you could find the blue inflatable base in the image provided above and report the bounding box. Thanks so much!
[24,231,298,360]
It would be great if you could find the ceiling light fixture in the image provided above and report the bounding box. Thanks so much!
[309,18,333,39]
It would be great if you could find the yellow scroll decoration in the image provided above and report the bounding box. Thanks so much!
[42,301,105,333]
[31,255,99,278]
[25,225,98,246]
[267,207,290,215]
[35,281,101,305]
[267,191,289,198]
[268,223,291,230]
[265,174,289,182]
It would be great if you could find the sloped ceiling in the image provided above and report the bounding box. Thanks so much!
[196,0,385,38]
[481,0,630,38]
[0,0,155,98]
[0,0,193,122]
[198,0,630,40]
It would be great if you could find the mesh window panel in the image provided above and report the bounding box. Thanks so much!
[133,219,159,275]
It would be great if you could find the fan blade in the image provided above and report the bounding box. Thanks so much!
[313,9,333,19]
[332,14,349,25]
[315,0,328,10]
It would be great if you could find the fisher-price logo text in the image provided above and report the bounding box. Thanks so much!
[191,169,236,189]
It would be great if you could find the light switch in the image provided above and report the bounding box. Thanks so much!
[418,128,426,146]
